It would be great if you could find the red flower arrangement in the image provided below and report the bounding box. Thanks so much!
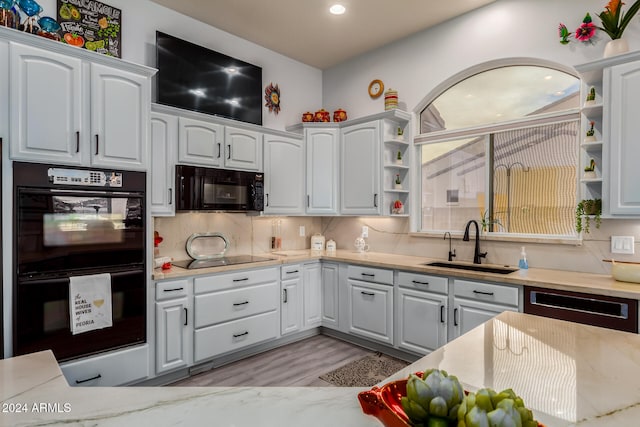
[559,0,640,44]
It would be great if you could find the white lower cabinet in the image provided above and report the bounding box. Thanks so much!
[451,279,519,340]
[281,264,303,335]
[154,279,192,375]
[303,262,322,328]
[347,265,394,345]
[321,262,340,329]
[396,272,448,355]
[60,344,149,387]
[193,267,280,363]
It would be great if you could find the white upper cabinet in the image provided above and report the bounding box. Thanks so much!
[224,126,263,171]
[178,117,223,167]
[306,128,339,215]
[6,34,154,170]
[607,60,640,214]
[340,121,381,215]
[10,43,83,164]
[264,134,305,215]
[90,63,150,170]
[150,112,177,216]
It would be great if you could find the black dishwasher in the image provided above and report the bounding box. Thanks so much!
[524,286,638,333]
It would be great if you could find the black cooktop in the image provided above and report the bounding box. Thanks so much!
[172,255,275,269]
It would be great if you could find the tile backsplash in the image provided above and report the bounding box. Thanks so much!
[154,213,640,275]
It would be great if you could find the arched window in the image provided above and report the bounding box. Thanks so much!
[416,63,580,238]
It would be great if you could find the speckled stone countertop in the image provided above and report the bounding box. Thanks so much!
[2,311,639,426]
[153,249,640,299]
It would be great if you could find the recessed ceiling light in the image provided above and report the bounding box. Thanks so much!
[329,4,346,15]
[544,75,553,80]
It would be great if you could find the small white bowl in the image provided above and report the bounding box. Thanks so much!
[611,261,640,284]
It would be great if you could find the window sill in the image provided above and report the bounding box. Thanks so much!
[408,231,582,246]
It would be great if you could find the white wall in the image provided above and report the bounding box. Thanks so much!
[38,0,322,131]
[323,0,640,118]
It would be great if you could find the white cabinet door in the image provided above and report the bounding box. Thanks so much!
[224,126,262,171]
[281,277,303,335]
[150,112,177,216]
[264,134,305,214]
[303,262,322,328]
[306,128,339,215]
[452,298,516,340]
[155,297,189,374]
[90,63,149,170]
[321,262,339,329]
[9,42,83,165]
[178,117,223,166]
[397,288,447,355]
[348,279,393,345]
[341,121,381,215]
[608,60,640,214]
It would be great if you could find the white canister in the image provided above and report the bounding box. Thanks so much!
[310,233,325,250]
[326,239,336,253]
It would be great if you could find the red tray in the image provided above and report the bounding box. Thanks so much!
[357,373,544,427]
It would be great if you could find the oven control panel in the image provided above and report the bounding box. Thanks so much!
[48,168,123,187]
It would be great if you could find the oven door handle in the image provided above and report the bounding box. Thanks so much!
[19,188,143,198]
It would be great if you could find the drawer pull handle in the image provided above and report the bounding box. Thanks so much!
[473,290,495,296]
[163,287,184,292]
[361,273,375,277]
[227,144,231,159]
[217,143,221,158]
[233,278,249,282]
[361,291,375,296]
[75,374,102,384]
[233,301,249,306]
[286,270,299,274]
[440,305,445,323]
[283,288,288,303]
[184,307,188,326]
[454,308,459,326]
[412,280,429,285]
[233,331,249,338]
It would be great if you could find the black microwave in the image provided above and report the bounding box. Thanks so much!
[175,165,264,212]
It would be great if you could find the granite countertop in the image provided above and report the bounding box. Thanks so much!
[154,249,640,300]
[2,311,639,426]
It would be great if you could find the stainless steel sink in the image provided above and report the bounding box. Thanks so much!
[424,261,518,275]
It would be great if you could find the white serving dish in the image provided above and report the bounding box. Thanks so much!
[611,260,640,284]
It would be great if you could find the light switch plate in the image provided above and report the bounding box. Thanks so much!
[299,226,305,237]
[362,226,369,238]
[611,236,635,254]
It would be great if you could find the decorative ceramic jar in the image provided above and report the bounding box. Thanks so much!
[314,109,330,122]
[333,108,347,122]
[301,111,314,122]
[384,89,398,110]
[603,38,629,58]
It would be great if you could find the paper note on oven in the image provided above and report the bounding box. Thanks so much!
[69,273,113,335]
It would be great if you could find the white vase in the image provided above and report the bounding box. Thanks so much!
[603,38,629,58]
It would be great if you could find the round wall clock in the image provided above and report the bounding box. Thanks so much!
[368,79,384,98]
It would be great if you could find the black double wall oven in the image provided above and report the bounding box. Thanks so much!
[13,162,146,362]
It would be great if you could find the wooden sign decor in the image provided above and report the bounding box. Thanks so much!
[56,0,122,58]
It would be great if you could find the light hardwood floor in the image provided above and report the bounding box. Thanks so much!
[170,334,374,387]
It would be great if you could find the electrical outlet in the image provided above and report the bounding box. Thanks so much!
[362,226,369,238]
[611,236,635,254]
[299,225,305,237]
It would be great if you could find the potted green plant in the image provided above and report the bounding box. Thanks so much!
[585,120,596,142]
[394,174,402,189]
[480,210,502,233]
[585,86,596,105]
[396,150,403,165]
[576,199,602,233]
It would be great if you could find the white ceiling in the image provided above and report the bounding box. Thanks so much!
[150,0,496,69]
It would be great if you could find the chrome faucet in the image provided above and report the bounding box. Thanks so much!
[443,232,456,262]
[463,220,487,264]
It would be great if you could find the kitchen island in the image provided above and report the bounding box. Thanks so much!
[2,311,639,426]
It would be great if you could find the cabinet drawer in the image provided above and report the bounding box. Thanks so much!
[60,344,148,387]
[397,272,448,294]
[155,279,189,301]
[194,267,279,294]
[453,280,519,307]
[281,264,302,279]
[194,281,279,328]
[349,281,393,344]
[194,311,279,362]
[348,265,393,285]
